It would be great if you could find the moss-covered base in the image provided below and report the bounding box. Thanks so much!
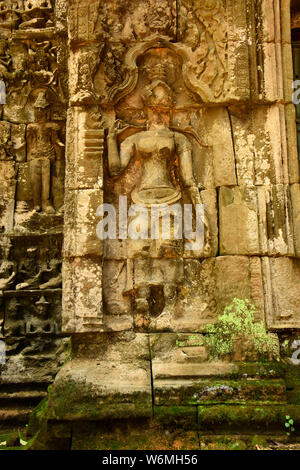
[20,418,300,451]
[24,400,300,450]
[5,421,300,451]
[21,328,300,450]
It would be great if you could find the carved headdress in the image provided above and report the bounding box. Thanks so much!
[141,80,175,108]
[34,90,50,109]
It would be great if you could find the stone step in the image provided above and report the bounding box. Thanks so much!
[153,378,287,406]
[0,390,47,403]
[152,362,238,379]
[152,362,283,379]
[0,408,33,424]
[0,383,49,427]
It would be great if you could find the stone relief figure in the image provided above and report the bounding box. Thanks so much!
[4,298,25,338]
[0,1,22,31]
[0,39,12,77]
[15,248,62,291]
[26,296,57,335]
[0,240,17,295]
[19,0,54,30]
[107,79,206,331]
[27,91,64,213]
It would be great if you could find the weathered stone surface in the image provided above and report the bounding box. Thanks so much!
[203,108,237,187]
[64,188,103,258]
[46,359,152,420]
[65,107,104,190]
[263,256,300,329]
[69,0,177,43]
[197,404,300,429]
[220,185,295,256]
[219,186,260,255]
[62,257,103,333]
[1,0,300,434]
[0,161,16,231]
[215,256,265,320]
[46,333,152,420]
[291,183,300,257]
[154,378,286,406]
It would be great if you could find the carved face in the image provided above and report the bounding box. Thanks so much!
[34,106,50,122]
[142,80,175,109]
[195,0,221,18]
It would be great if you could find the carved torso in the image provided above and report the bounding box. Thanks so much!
[27,122,58,161]
[129,128,181,206]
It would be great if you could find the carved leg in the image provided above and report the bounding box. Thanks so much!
[151,284,177,331]
[41,159,55,214]
[30,159,42,212]
[136,286,150,314]
[134,286,150,330]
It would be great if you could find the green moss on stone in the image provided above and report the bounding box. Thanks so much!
[205,299,279,362]
[197,404,300,429]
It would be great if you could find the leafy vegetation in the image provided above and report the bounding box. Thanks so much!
[204,298,279,361]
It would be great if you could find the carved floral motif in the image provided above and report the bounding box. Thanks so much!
[179,0,228,98]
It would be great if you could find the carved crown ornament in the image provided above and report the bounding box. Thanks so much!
[96,36,226,107]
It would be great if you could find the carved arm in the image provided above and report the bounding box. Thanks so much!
[176,133,201,209]
[107,128,134,177]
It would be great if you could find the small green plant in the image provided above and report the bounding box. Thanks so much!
[204,298,279,361]
[285,415,295,437]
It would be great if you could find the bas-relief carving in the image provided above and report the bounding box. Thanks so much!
[0,235,66,381]
[99,44,215,332]
[0,35,66,227]
[94,38,229,106]
[0,0,54,32]
[69,0,177,42]
[0,0,67,386]
[69,0,230,103]
[0,237,62,294]
[2,37,66,123]
[178,0,228,99]
[27,91,64,214]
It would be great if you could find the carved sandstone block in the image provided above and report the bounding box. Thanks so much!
[0,122,26,162]
[215,256,265,322]
[64,188,103,258]
[263,257,300,329]
[102,260,132,317]
[219,186,260,255]
[203,107,237,187]
[290,183,300,258]
[257,184,294,256]
[230,105,298,186]
[46,333,151,420]
[62,256,103,334]
[229,106,282,186]
[65,107,104,190]
[220,184,295,257]
[68,0,176,43]
[174,258,217,332]
[285,104,300,184]
[0,160,16,232]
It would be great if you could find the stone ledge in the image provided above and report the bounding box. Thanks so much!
[45,358,152,421]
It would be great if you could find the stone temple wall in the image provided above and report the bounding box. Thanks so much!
[0,0,68,426]
[1,0,300,444]
[62,0,300,335]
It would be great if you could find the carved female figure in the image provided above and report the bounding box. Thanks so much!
[107,80,205,330]
[27,91,64,213]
